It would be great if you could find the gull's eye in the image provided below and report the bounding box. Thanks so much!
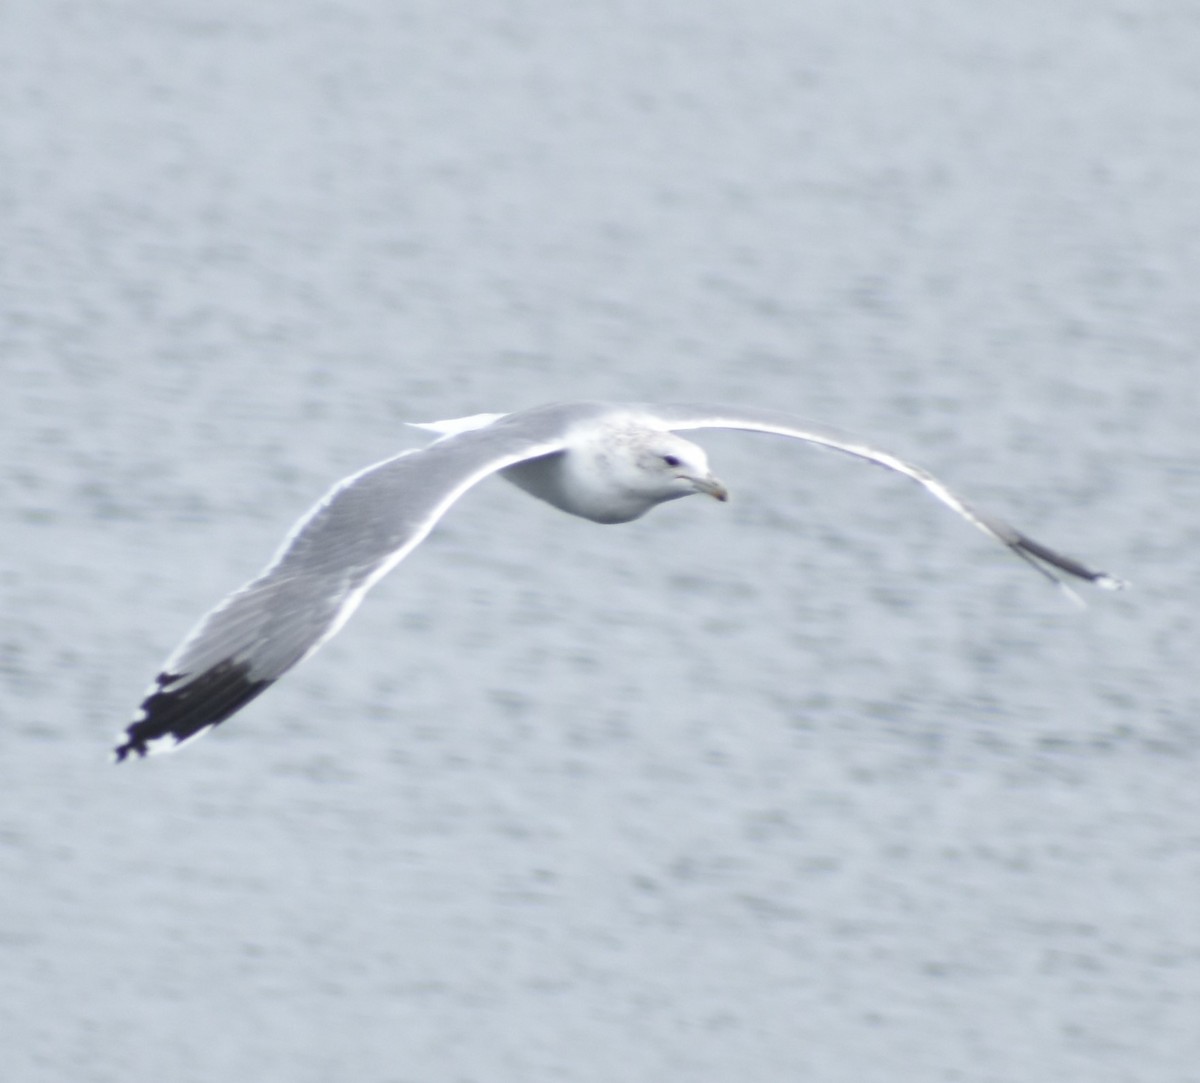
[662,455,682,468]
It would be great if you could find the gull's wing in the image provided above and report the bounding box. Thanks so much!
[643,401,1126,595]
[115,418,568,760]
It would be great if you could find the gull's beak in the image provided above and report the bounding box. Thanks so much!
[690,474,729,502]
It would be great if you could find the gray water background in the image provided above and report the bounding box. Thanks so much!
[2,2,1198,1080]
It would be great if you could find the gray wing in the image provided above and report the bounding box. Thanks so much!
[115,419,568,760]
[642,401,1126,596]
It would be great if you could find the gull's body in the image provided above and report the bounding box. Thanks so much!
[114,401,1123,761]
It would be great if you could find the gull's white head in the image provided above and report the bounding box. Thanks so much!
[617,430,729,509]
[504,421,729,525]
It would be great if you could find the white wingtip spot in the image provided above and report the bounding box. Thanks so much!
[162,725,216,754]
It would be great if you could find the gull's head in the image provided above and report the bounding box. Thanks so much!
[628,431,729,506]
[552,424,730,524]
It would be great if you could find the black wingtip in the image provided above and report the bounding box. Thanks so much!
[112,739,138,764]
[1009,530,1127,591]
[113,660,273,763]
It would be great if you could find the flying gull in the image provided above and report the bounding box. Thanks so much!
[114,401,1124,761]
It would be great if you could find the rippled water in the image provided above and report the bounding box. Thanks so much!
[2,2,1198,1080]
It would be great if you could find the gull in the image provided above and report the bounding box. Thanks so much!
[114,401,1124,761]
